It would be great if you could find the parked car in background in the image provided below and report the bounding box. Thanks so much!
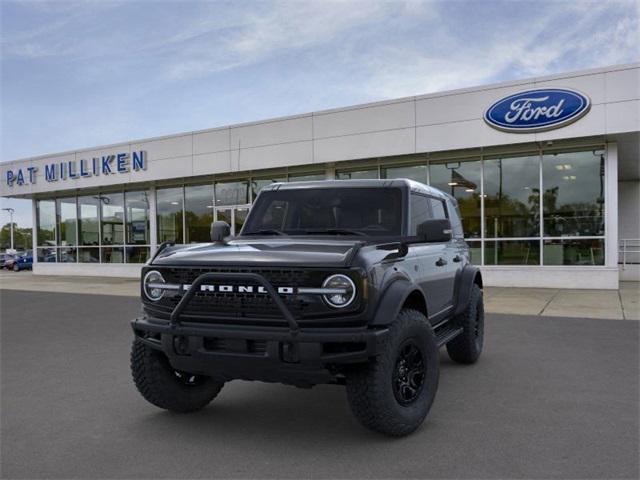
[12,251,33,271]
[2,253,17,270]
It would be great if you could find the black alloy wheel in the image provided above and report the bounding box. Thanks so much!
[392,340,425,405]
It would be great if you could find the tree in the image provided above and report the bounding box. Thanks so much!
[0,223,32,251]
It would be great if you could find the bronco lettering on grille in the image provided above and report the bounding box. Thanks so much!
[182,284,295,295]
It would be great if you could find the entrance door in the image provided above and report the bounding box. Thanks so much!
[215,205,250,236]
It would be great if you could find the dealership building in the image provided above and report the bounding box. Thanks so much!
[1,63,638,289]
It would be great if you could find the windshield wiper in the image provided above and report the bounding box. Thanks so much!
[305,228,366,236]
[244,229,286,236]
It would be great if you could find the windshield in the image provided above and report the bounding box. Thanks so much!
[242,187,403,236]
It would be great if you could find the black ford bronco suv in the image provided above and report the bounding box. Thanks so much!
[131,179,484,436]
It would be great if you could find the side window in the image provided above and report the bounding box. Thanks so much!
[429,198,448,220]
[410,194,431,235]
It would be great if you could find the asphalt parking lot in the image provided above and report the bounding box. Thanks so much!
[1,289,638,479]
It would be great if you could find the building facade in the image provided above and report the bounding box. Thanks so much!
[2,63,639,288]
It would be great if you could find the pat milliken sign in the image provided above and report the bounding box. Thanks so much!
[484,88,591,133]
[5,151,147,187]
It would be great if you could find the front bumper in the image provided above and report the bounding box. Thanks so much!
[131,316,388,386]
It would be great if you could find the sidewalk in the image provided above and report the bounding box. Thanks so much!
[1,271,638,320]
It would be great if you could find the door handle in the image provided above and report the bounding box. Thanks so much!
[453,255,462,263]
[435,257,447,267]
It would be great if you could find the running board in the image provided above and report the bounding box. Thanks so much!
[435,325,463,347]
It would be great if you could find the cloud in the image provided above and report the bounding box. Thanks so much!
[350,0,640,100]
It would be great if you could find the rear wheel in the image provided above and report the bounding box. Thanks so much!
[345,309,439,436]
[131,340,224,413]
[447,283,484,364]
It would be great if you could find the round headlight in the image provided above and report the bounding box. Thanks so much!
[143,270,165,301]
[322,274,356,308]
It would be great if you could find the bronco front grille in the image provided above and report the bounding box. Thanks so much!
[143,267,361,326]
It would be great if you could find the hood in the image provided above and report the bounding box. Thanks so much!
[152,238,364,268]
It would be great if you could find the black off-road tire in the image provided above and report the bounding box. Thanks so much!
[345,309,439,436]
[131,340,224,413]
[446,283,484,364]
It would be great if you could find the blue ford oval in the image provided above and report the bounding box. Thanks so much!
[484,88,591,132]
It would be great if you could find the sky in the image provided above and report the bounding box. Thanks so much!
[1,0,639,228]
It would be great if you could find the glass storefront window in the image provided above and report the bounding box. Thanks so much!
[125,191,150,245]
[382,164,428,184]
[336,168,379,180]
[101,247,124,263]
[56,198,77,246]
[542,150,605,237]
[215,180,249,206]
[100,193,124,245]
[77,196,100,246]
[126,246,150,263]
[252,177,286,198]
[288,172,325,182]
[543,239,604,265]
[430,159,481,238]
[484,155,540,238]
[466,240,481,265]
[78,247,100,263]
[185,184,214,243]
[484,240,540,265]
[157,187,184,243]
[58,247,77,263]
[36,200,56,246]
[37,246,56,262]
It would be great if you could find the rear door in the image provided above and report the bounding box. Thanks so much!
[428,196,458,311]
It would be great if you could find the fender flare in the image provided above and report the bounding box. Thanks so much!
[370,277,427,327]
[453,265,483,316]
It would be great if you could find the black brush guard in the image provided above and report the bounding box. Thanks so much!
[169,271,299,336]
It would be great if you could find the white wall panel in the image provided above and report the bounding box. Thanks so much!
[132,156,193,182]
[606,68,640,103]
[193,151,232,176]
[416,119,535,152]
[131,134,192,161]
[315,128,415,163]
[416,85,530,126]
[314,101,414,139]
[230,116,312,149]
[534,72,606,105]
[480,266,619,289]
[606,100,640,134]
[193,128,229,155]
[234,141,313,171]
[535,104,607,141]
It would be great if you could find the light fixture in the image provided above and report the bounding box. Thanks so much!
[170,201,179,205]
[448,182,459,186]
[465,188,474,192]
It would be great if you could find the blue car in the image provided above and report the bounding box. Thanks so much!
[13,252,33,271]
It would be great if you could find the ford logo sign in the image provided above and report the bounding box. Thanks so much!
[484,88,591,133]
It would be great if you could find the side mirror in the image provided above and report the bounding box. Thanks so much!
[417,219,452,243]
[210,221,231,243]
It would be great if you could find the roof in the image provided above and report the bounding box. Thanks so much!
[261,178,450,199]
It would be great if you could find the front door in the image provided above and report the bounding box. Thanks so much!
[215,205,250,236]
